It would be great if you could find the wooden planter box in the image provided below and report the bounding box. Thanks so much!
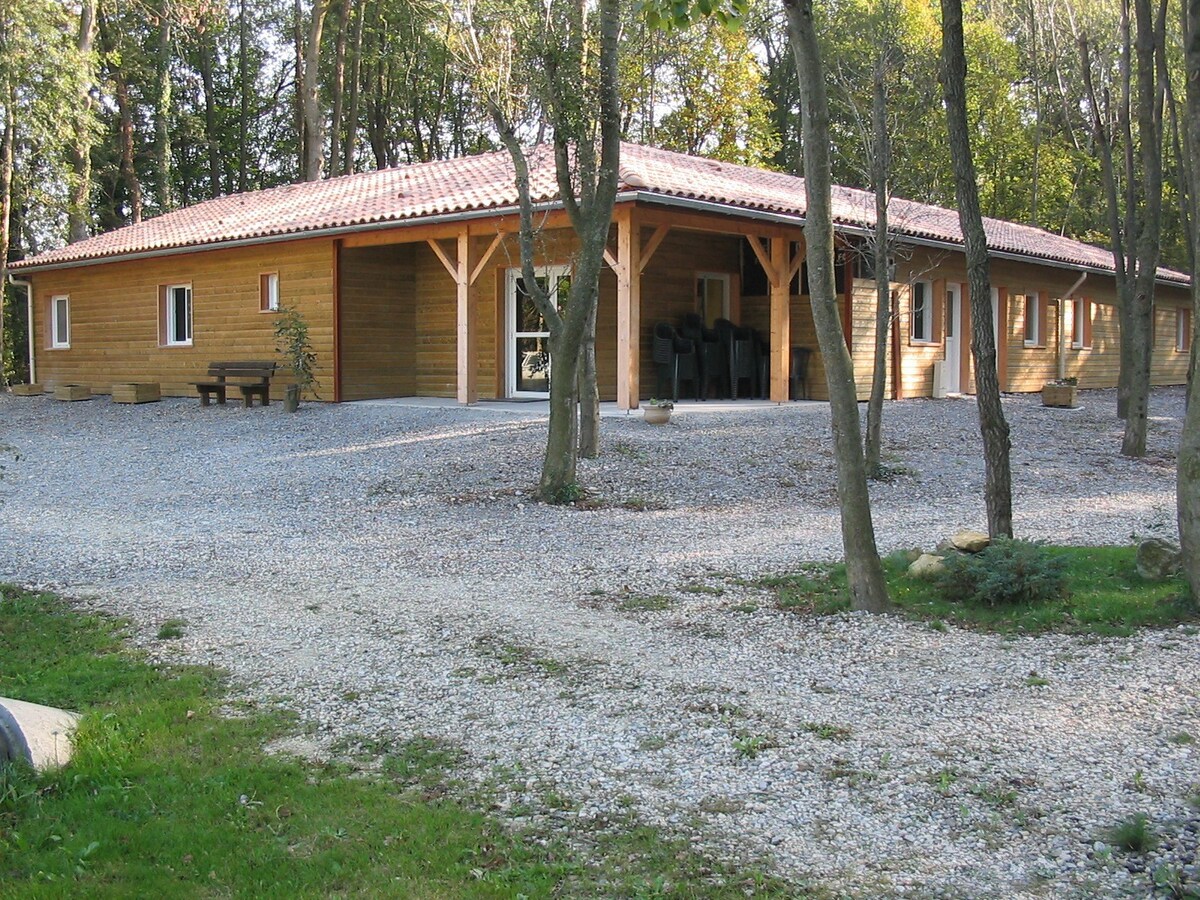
[111,382,161,404]
[1042,383,1078,409]
[54,384,91,402]
[10,384,43,397]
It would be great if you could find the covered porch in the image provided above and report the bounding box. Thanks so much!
[334,201,863,406]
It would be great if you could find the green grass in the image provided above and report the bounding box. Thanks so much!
[757,546,1196,635]
[616,594,673,612]
[0,586,809,898]
[1109,813,1158,853]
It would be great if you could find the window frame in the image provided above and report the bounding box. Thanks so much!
[260,272,280,312]
[162,283,193,347]
[909,280,935,344]
[50,294,70,349]
[1071,299,1089,349]
[1177,307,1192,354]
[1023,292,1041,347]
[695,271,731,326]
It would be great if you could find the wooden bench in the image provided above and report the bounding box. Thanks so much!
[192,361,277,407]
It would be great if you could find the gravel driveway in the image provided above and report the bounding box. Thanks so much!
[1,387,1196,897]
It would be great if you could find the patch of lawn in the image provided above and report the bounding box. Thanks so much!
[0,586,806,898]
[754,570,848,616]
[756,547,1196,635]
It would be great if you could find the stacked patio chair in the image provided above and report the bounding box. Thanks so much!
[730,326,761,400]
[790,346,812,400]
[652,322,702,402]
[681,314,727,400]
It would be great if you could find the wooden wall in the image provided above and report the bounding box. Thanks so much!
[27,213,1191,405]
[891,251,1191,397]
[30,237,334,398]
[339,244,416,401]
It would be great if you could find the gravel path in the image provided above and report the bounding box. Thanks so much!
[1,388,1196,897]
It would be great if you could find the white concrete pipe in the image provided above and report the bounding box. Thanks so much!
[0,697,80,771]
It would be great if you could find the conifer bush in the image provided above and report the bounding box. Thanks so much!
[936,538,1070,607]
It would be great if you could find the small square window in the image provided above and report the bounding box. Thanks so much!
[910,281,933,342]
[50,295,70,348]
[261,273,280,312]
[1023,293,1040,346]
[162,284,193,346]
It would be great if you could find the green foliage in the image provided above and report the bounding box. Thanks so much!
[546,481,582,504]
[935,539,1070,608]
[760,546,1194,635]
[273,304,318,397]
[1109,814,1158,853]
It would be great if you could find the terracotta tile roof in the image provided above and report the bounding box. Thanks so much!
[13,142,1190,285]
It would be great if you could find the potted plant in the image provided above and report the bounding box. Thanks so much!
[643,398,674,425]
[1042,376,1078,409]
[274,305,318,412]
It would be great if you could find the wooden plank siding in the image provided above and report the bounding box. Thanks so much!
[26,203,1192,404]
[891,251,1191,397]
[339,244,416,401]
[30,237,335,399]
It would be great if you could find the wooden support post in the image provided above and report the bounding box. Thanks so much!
[615,207,641,410]
[456,228,477,404]
[995,286,1009,392]
[769,235,791,403]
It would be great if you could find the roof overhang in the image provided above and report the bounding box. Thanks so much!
[13,189,1193,291]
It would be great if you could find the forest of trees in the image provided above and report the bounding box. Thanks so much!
[0,0,1192,382]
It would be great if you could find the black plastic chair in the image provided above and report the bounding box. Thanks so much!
[652,322,701,402]
[698,327,728,400]
[790,346,812,400]
[730,326,759,400]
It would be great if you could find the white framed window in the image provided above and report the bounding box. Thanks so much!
[910,280,933,342]
[1178,308,1192,353]
[163,284,193,346]
[1023,292,1041,347]
[261,272,280,312]
[1072,299,1089,349]
[50,295,70,348]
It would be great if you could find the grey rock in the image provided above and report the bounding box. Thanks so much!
[1136,538,1182,581]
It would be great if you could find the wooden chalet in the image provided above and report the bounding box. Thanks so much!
[11,142,1193,406]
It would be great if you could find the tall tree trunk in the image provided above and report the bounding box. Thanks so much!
[99,10,143,223]
[1117,0,1137,420]
[864,50,891,477]
[490,0,621,502]
[578,284,600,459]
[198,22,222,198]
[784,0,889,613]
[0,92,13,387]
[1180,0,1200,603]
[1028,0,1042,226]
[941,0,1014,538]
[1120,0,1166,458]
[328,0,350,176]
[293,0,305,177]
[343,0,364,174]
[68,0,97,243]
[155,6,175,212]
[238,0,249,191]
[302,0,330,181]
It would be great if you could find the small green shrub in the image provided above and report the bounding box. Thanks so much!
[1109,813,1157,853]
[935,539,1069,607]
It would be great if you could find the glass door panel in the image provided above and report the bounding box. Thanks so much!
[506,266,571,398]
